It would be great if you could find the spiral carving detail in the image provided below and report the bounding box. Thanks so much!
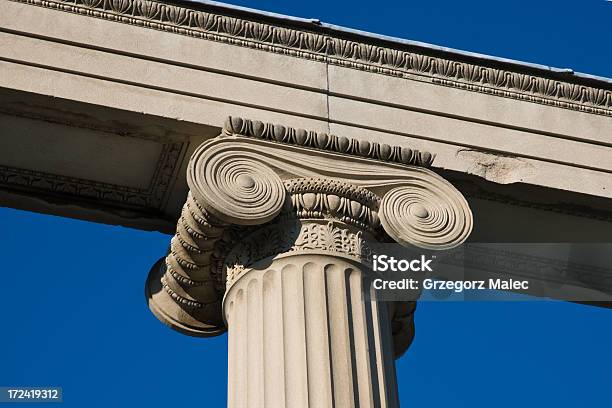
[188,148,286,225]
[379,174,473,250]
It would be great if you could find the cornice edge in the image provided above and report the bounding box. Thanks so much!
[8,0,612,117]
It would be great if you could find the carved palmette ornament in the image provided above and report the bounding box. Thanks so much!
[146,116,473,355]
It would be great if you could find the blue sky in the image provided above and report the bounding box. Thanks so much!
[1,0,612,407]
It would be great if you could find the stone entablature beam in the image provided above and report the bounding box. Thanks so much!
[3,0,612,204]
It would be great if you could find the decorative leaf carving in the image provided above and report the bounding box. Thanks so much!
[165,5,189,26]
[560,83,583,101]
[108,0,131,14]
[274,28,299,47]
[331,39,355,59]
[588,88,607,105]
[193,10,217,31]
[511,73,532,92]
[409,54,431,73]
[80,0,103,8]
[381,49,407,68]
[435,59,457,77]
[134,0,159,20]
[487,68,509,87]
[536,78,557,96]
[357,44,380,63]
[302,33,326,53]
[249,22,272,43]
[221,17,244,37]
[462,63,483,82]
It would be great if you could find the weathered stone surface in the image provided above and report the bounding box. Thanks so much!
[1,0,612,230]
[145,117,470,405]
[224,253,400,408]
[1,0,611,405]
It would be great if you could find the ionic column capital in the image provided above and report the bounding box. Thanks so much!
[222,177,381,292]
[146,116,474,357]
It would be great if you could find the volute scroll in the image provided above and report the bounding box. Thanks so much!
[378,174,473,250]
[187,144,286,226]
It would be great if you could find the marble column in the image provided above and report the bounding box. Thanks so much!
[146,116,474,408]
[222,180,399,408]
[225,254,398,408]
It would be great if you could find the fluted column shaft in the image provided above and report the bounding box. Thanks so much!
[224,252,399,408]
